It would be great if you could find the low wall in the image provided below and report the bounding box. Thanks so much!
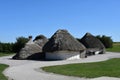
[46,51,81,60]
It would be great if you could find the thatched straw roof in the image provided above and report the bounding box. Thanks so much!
[80,33,105,49]
[43,29,86,52]
[34,35,48,47]
[13,35,48,60]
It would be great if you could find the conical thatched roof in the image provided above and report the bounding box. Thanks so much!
[34,35,48,47]
[13,35,48,60]
[80,33,105,49]
[43,29,86,52]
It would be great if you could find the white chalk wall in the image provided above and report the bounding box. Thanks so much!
[46,51,81,60]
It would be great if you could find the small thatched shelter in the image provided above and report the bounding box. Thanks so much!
[13,35,48,60]
[80,33,105,55]
[34,35,48,47]
[43,29,86,60]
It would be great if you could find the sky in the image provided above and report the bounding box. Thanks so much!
[0,0,120,42]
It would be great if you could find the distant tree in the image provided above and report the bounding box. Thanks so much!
[2,43,10,52]
[13,37,29,53]
[0,42,3,52]
[0,42,14,53]
[96,35,113,48]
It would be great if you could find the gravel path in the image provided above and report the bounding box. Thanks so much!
[0,52,120,80]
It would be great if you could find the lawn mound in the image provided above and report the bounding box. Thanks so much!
[42,58,120,78]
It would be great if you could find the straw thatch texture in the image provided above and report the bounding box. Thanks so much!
[43,29,86,52]
[80,33,105,54]
[34,35,48,47]
[13,35,48,60]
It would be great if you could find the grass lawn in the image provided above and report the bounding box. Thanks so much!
[0,64,9,80]
[42,58,120,78]
[0,53,14,57]
[107,42,120,52]
[0,53,14,80]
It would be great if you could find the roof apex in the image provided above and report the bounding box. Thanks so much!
[85,32,92,36]
[43,29,86,52]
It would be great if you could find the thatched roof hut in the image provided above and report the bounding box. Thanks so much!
[13,35,48,60]
[80,33,105,55]
[43,29,86,60]
[34,35,48,47]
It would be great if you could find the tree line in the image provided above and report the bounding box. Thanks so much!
[0,35,113,53]
[0,37,29,53]
[96,35,113,48]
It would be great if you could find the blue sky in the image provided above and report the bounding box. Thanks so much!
[0,0,120,42]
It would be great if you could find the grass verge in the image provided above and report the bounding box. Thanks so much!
[0,53,13,80]
[106,42,120,52]
[42,58,120,78]
[0,53,14,57]
[0,64,9,80]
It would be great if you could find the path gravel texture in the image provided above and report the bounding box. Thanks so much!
[0,52,120,80]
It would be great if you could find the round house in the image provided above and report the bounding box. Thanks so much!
[80,33,105,56]
[13,35,48,60]
[43,29,86,60]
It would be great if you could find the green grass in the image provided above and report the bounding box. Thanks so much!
[0,53,13,80]
[107,42,120,52]
[0,64,9,80]
[0,53,14,57]
[42,58,120,78]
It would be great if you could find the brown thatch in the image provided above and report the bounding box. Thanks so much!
[43,29,86,52]
[13,43,42,60]
[13,35,48,60]
[80,33,105,54]
[34,35,48,47]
